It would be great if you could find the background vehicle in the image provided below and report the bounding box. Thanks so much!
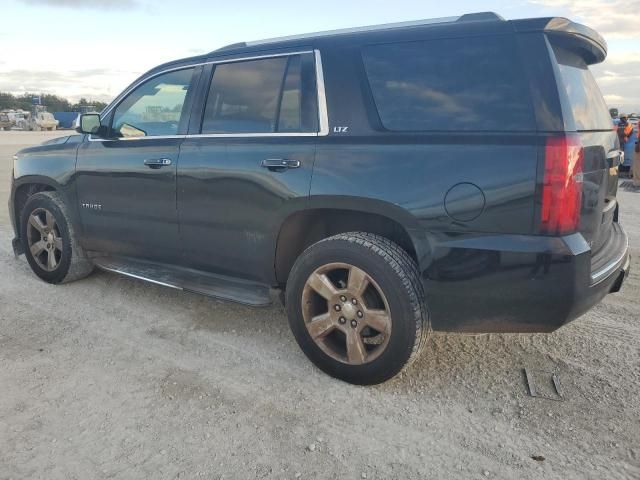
[27,106,59,131]
[0,112,13,130]
[8,110,30,130]
[8,13,629,384]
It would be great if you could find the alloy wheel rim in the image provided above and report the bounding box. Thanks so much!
[26,208,63,272]
[301,262,392,365]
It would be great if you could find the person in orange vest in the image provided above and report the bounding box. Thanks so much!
[618,115,635,176]
[633,123,640,187]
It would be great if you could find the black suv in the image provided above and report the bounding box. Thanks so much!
[9,13,630,384]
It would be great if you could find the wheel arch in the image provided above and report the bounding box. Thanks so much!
[11,176,65,245]
[275,201,426,285]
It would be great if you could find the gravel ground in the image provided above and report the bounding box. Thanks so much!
[1,131,639,480]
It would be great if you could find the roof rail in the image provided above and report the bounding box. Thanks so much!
[457,12,504,22]
[215,42,248,52]
[220,12,504,50]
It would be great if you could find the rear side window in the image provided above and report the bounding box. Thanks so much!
[362,36,534,132]
[552,45,612,131]
[202,53,317,134]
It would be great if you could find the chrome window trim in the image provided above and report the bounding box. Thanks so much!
[314,49,329,136]
[88,135,186,142]
[185,132,318,139]
[93,49,329,142]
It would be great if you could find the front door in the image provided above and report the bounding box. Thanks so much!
[76,67,199,262]
[178,51,321,283]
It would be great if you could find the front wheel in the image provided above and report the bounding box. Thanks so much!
[20,192,93,284]
[286,232,429,385]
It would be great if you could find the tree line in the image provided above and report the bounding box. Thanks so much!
[0,92,108,112]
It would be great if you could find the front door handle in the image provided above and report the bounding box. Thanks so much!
[144,158,172,169]
[260,158,301,171]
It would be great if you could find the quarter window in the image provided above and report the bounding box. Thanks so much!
[112,68,195,138]
[202,54,317,134]
[552,46,612,131]
[362,37,534,132]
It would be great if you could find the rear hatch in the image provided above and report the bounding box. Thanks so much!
[547,35,624,275]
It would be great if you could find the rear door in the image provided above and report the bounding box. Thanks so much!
[549,41,621,262]
[177,50,321,283]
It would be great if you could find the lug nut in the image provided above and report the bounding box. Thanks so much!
[350,319,358,328]
[339,316,346,324]
[334,304,341,311]
[340,295,347,302]
[351,298,358,305]
[357,311,363,318]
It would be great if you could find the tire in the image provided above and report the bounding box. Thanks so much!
[20,191,93,284]
[286,232,429,385]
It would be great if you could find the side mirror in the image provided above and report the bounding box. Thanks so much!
[75,113,102,135]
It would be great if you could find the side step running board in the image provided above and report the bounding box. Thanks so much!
[91,255,273,307]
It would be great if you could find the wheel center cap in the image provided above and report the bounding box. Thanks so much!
[47,233,54,243]
[341,302,356,318]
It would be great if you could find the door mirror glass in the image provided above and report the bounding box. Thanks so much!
[75,113,101,135]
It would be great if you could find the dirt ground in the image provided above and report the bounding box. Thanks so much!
[1,130,638,480]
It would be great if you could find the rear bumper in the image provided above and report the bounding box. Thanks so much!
[421,225,629,333]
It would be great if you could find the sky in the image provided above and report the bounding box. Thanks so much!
[0,0,639,112]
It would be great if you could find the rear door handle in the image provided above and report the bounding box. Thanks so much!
[260,158,301,170]
[144,158,172,169]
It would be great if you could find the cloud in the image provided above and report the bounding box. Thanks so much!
[0,68,138,103]
[592,59,640,112]
[528,1,640,111]
[529,0,640,37]
[18,0,139,10]
[603,94,624,103]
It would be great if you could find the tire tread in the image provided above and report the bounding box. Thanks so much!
[290,232,429,382]
[23,191,93,284]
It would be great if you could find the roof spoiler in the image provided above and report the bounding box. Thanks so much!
[513,17,607,64]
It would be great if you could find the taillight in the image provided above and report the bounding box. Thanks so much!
[540,135,584,235]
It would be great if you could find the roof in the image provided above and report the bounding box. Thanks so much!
[211,12,505,54]
[107,11,606,117]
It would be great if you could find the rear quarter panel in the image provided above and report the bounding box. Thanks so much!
[312,136,538,236]
[309,31,559,332]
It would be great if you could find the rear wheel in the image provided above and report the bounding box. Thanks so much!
[20,192,93,284]
[286,232,428,385]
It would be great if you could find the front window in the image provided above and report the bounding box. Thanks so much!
[112,68,195,138]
